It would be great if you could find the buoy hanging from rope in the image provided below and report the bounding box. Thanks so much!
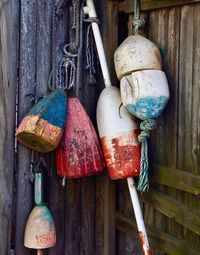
[114,0,170,192]
[16,90,67,153]
[56,0,105,180]
[24,160,56,254]
[56,98,105,179]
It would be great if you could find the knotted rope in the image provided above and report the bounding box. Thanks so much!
[133,0,145,34]
[137,119,157,192]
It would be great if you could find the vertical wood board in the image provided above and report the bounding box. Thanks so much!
[0,0,19,254]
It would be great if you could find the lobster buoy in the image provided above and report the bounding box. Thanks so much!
[114,34,170,192]
[24,171,56,252]
[120,70,170,120]
[24,205,56,250]
[97,86,141,179]
[16,90,67,153]
[56,98,105,179]
[114,35,162,80]
[114,35,170,120]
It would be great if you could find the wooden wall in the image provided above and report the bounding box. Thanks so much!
[1,0,200,255]
[115,1,200,254]
[0,0,113,254]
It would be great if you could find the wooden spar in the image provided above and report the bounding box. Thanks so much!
[37,250,44,255]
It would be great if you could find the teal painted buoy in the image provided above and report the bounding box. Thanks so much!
[16,90,67,153]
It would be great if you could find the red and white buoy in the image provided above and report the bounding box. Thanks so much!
[84,1,151,254]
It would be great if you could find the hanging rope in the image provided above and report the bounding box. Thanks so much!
[133,0,145,34]
[137,119,157,192]
[83,17,99,85]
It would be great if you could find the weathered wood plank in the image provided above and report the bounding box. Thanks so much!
[118,0,200,13]
[185,5,200,245]
[178,3,200,245]
[65,179,81,255]
[80,177,95,255]
[141,189,200,236]
[147,10,166,255]
[95,1,118,255]
[48,1,69,255]
[150,164,200,194]
[116,213,200,255]
[0,0,19,254]
[15,1,37,254]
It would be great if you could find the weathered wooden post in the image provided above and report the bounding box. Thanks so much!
[0,1,19,255]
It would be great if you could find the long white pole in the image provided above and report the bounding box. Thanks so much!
[84,0,112,88]
[127,178,151,255]
[84,1,151,254]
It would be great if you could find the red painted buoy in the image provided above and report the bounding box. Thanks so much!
[56,98,105,178]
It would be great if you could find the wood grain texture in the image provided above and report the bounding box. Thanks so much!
[95,1,118,255]
[150,165,200,194]
[116,2,200,254]
[142,189,200,236]
[116,213,200,255]
[48,1,69,255]
[15,0,37,254]
[0,0,19,254]
[178,3,200,246]
[118,0,200,13]
[65,179,81,255]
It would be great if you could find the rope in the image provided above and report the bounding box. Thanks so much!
[137,119,157,192]
[83,16,99,85]
[133,0,145,34]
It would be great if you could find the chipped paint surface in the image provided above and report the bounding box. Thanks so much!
[114,35,162,79]
[16,89,67,152]
[101,129,141,179]
[24,206,56,249]
[56,98,105,178]
[36,234,56,246]
[127,96,168,120]
[121,70,170,120]
[28,90,67,129]
[139,231,152,255]
[16,115,63,152]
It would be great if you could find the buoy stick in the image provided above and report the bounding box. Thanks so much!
[37,249,44,255]
[85,1,151,254]
[127,178,151,255]
[84,0,112,88]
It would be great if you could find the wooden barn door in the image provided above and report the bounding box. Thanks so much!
[114,1,200,254]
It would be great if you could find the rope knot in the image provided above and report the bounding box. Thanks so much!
[138,119,156,143]
[133,18,145,34]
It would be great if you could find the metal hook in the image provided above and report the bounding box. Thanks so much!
[63,44,78,58]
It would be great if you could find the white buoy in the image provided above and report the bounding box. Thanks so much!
[114,35,162,80]
[120,70,170,120]
[97,86,141,179]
